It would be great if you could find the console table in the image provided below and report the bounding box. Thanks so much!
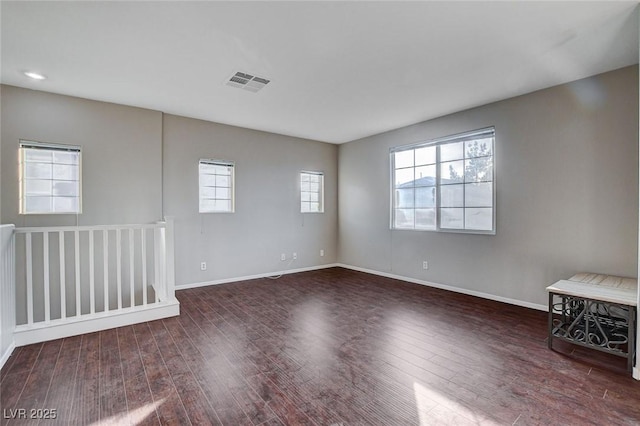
[547,273,637,372]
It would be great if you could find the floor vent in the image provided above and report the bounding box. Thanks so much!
[226,72,270,93]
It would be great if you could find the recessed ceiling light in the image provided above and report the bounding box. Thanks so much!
[23,71,46,80]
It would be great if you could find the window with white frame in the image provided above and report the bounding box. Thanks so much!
[199,159,235,213]
[300,171,324,213]
[391,127,495,233]
[19,141,82,214]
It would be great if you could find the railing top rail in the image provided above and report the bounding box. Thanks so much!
[15,222,165,233]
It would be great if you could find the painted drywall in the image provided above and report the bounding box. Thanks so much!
[1,85,164,323]
[338,65,639,307]
[162,114,338,287]
[1,85,163,226]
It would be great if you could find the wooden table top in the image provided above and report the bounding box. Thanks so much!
[547,273,637,306]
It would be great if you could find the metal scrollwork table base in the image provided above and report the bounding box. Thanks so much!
[547,273,637,373]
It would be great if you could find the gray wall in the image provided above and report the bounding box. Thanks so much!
[338,65,639,307]
[1,85,164,322]
[0,85,338,293]
[1,85,163,226]
[162,114,338,286]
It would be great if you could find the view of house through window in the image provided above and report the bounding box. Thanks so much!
[391,127,495,233]
[199,159,235,213]
[19,141,82,214]
[300,171,324,213]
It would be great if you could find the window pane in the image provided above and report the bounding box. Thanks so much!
[200,199,232,212]
[200,186,216,198]
[415,187,436,208]
[440,184,464,207]
[308,202,321,212]
[53,151,79,165]
[465,182,492,207]
[394,150,414,169]
[440,160,464,183]
[414,165,436,186]
[390,128,494,232]
[440,208,464,229]
[213,200,231,211]
[25,179,52,195]
[301,202,310,213]
[465,208,493,230]
[395,168,414,187]
[395,188,414,208]
[200,163,231,175]
[309,182,320,192]
[465,138,493,158]
[53,164,78,181]
[25,196,52,213]
[309,192,319,202]
[308,174,320,183]
[200,174,215,186]
[415,146,436,166]
[415,209,436,229]
[301,191,310,202]
[53,197,78,213]
[24,149,52,163]
[301,174,310,183]
[216,187,230,199]
[394,209,414,228]
[301,181,310,192]
[53,181,78,197]
[215,175,230,187]
[440,142,464,162]
[464,158,492,182]
[25,163,52,179]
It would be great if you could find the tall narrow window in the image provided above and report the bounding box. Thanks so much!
[300,171,324,213]
[19,141,81,214]
[391,127,495,233]
[199,159,235,213]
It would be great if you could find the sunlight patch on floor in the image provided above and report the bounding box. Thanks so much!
[414,381,503,425]
[89,397,165,425]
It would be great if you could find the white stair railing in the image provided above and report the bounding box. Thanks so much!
[0,225,16,369]
[10,218,178,346]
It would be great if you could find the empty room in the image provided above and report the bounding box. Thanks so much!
[1,1,640,425]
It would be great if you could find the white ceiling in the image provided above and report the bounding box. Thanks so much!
[2,1,638,144]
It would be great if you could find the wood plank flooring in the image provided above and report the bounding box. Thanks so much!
[2,267,639,425]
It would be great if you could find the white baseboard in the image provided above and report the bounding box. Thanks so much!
[178,263,341,290]
[13,300,180,347]
[179,262,546,312]
[0,341,16,370]
[335,263,548,312]
[633,367,640,381]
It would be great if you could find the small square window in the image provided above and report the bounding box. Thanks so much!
[199,159,235,213]
[19,141,82,214]
[300,171,324,213]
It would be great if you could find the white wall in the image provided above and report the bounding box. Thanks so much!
[162,114,338,287]
[338,66,639,308]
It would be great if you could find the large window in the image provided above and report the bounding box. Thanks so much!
[199,159,235,213]
[300,171,324,213]
[391,127,495,233]
[19,141,81,214]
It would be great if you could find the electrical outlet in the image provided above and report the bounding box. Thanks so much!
[293,252,297,260]
[281,253,286,261]
[422,261,428,270]
[320,249,324,257]
[200,262,207,271]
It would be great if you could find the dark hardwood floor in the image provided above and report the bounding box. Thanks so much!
[1,267,639,425]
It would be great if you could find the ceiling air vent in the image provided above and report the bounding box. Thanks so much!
[226,71,270,93]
